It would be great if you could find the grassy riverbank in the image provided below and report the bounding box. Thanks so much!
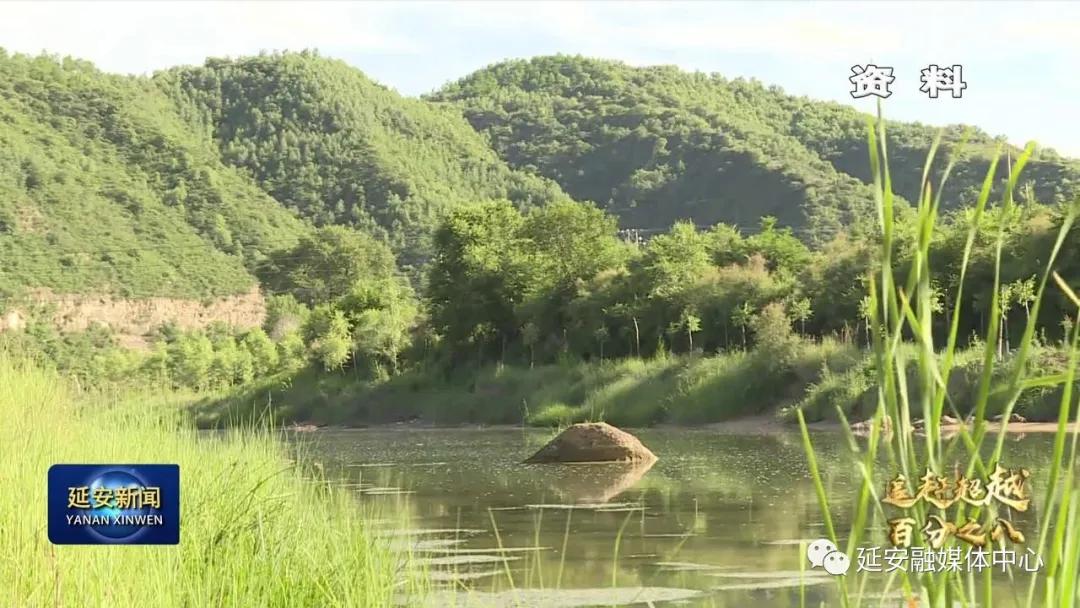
[193,337,852,428]
[193,336,1078,429]
[0,357,419,607]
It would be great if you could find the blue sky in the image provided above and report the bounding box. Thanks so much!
[3,1,1079,155]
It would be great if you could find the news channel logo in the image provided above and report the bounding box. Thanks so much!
[48,464,180,545]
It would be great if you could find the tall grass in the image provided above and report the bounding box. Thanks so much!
[0,356,420,607]
[200,337,860,429]
[797,105,1080,608]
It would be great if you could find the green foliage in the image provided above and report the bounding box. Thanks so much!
[741,216,812,273]
[433,55,1080,242]
[201,339,860,428]
[423,198,818,367]
[240,328,279,376]
[156,51,569,262]
[790,352,876,422]
[525,401,578,427]
[749,301,800,368]
[788,296,812,333]
[303,305,352,371]
[5,48,1080,439]
[430,56,880,242]
[0,358,418,606]
[426,200,529,359]
[0,51,307,298]
[276,330,307,370]
[208,336,254,387]
[639,221,712,298]
[263,294,309,339]
[794,108,1080,608]
[340,277,419,375]
[0,316,307,394]
[259,225,397,306]
[168,332,214,389]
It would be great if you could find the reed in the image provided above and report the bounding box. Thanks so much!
[797,103,1080,608]
[0,356,421,607]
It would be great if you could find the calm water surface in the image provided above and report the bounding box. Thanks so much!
[290,427,1059,608]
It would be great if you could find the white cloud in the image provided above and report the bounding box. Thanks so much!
[0,1,1077,154]
[4,1,1077,75]
[0,2,418,74]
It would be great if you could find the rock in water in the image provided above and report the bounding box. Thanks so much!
[851,416,892,437]
[524,422,657,464]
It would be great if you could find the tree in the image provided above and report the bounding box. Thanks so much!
[751,302,800,370]
[593,326,610,361]
[167,333,213,390]
[264,294,309,340]
[789,297,812,335]
[241,329,279,376]
[516,200,628,350]
[277,331,307,370]
[998,276,1035,358]
[858,295,874,347]
[679,308,701,352]
[304,305,352,371]
[742,216,812,274]
[705,223,745,267]
[208,337,253,388]
[639,221,711,298]
[346,279,419,374]
[600,299,643,359]
[998,283,1015,360]
[519,200,625,295]
[426,201,526,361]
[731,302,755,349]
[260,225,397,306]
[928,282,945,315]
[142,343,170,385]
[522,322,539,368]
[1013,276,1037,322]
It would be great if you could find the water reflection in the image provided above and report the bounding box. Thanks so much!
[544,459,657,504]
[292,427,1066,607]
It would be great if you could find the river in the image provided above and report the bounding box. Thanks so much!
[290,427,1061,607]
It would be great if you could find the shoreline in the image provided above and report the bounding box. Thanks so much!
[197,344,1077,432]
[279,418,1080,435]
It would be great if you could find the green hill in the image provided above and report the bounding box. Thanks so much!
[0,50,569,300]
[154,51,569,263]
[0,51,307,298]
[3,50,1077,301]
[430,55,1080,242]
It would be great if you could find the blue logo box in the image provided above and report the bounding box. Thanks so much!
[48,464,180,545]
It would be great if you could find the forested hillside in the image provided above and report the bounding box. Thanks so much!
[3,48,1079,427]
[431,56,1080,243]
[155,52,569,262]
[0,50,569,299]
[0,51,308,298]
[3,49,1078,303]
